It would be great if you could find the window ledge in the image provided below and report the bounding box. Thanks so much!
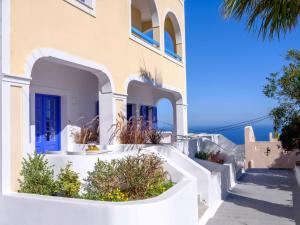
[163,53,184,67]
[129,34,162,56]
[64,0,96,17]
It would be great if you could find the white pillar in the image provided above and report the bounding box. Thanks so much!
[174,103,188,139]
[99,92,127,145]
[0,74,3,194]
[99,92,114,145]
[1,74,31,194]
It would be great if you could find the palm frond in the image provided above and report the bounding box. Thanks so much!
[222,0,300,40]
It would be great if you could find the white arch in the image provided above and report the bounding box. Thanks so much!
[130,0,160,28]
[124,75,184,104]
[24,48,115,93]
[163,10,183,44]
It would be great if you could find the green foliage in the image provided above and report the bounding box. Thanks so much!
[84,153,171,201]
[195,151,225,164]
[18,153,56,196]
[264,50,300,133]
[146,180,174,198]
[99,189,128,202]
[117,153,167,200]
[195,151,210,160]
[56,162,81,198]
[222,0,300,40]
[19,153,173,201]
[279,116,300,151]
[83,159,120,200]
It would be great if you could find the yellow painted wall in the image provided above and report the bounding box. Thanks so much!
[10,0,187,103]
[10,86,23,192]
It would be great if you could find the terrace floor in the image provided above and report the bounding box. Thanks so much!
[207,169,300,225]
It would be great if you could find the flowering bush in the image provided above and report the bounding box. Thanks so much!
[83,159,120,200]
[19,153,173,202]
[84,153,173,201]
[100,189,129,202]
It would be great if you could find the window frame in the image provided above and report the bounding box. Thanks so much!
[64,0,96,16]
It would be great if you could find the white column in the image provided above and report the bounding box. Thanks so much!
[99,92,114,145]
[99,92,127,145]
[1,74,31,194]
[174,103,188,139]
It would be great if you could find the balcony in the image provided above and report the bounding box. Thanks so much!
[131,27,160,48]
[165,48,182,62]
[164,12,183,62]
[131,0,160,50]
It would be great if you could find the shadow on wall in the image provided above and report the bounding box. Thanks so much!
[245,126,300,169]
[270,151,300,169]
[139,59,163,88]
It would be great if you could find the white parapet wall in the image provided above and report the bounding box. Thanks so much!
[0,150,199,225]
[295,166,300,187]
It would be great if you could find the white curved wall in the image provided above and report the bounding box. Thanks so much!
[0,151,199,225]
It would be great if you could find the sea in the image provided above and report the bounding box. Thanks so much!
[188,124,274,145]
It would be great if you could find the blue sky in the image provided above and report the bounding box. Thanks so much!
[158,0,300,128]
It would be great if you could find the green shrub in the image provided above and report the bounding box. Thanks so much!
[83,159,120,200]
[117,153,167,200]
[195,151,210,160]
[56,162,81,198]
[146,180,174,198]
[84,153,172,201]
[18,153,56,195]
[195,151,225,164]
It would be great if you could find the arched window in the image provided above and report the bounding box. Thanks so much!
[164,12,182,61]
[131,0,160,48]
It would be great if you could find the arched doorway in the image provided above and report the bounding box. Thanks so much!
[155,98,174,143]
[28,52,114,153]
[126,78,187,142]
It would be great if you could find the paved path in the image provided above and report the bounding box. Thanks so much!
[207,169,300,225]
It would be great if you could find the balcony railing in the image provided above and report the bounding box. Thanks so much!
[131,27,160,48]
[165,48,182,62]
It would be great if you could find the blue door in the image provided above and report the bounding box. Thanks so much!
[35,94,61,154]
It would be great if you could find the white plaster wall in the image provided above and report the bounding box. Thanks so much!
[149,145,211,202]
[0,152,199,225]
[30,59,99,151]
[0,75,2,195]
[1,179,197,225]
[0,0,3,195]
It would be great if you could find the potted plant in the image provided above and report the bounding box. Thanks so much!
[70,116,99,153]
[109,113,164,152]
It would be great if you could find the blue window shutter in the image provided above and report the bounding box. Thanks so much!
[96,100,99,116]
[127,104,133,121]
[152,106,158,130]
[140,105,149,121]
